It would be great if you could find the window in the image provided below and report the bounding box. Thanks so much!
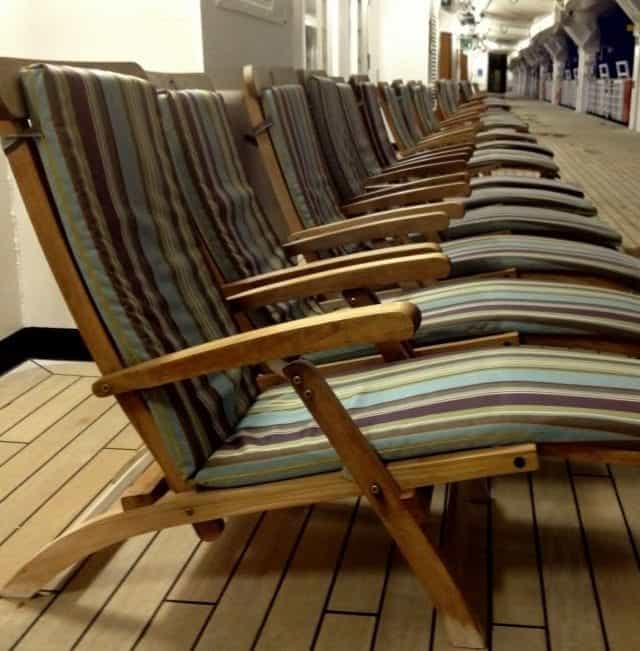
[305,0,327,70]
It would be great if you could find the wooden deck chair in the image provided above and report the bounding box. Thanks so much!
[242,65,626,254]
[147,75,640,360]
[4,62,640,651]
[380,81,559,179]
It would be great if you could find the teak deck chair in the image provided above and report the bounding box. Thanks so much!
[379,81,560,179]
[307,74,596,217]
[4,59,640,651]
[150,75,640,360]
[242,66,629,254]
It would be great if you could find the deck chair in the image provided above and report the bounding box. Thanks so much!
[380,81,559,178]
[151,76,640,360]
[333,75,589,208]
[5,61,640,651]
[243,66,620,248]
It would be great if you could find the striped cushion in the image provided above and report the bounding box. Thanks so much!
[469,150,559,174]
[464,187,597,216]
[476,141,554,157]
[470,176,584,197]
[442,235,640,289]
[409,82,436,135]
[395,83,424,144]
[195,347,640,487]
[404,279,640,344]
[336,81,382,177]
[261,85,344,229]
[379,83,416,150]
[21,64,257,479]
[305,76,367,200]
[423,87,442,131]
[157,88,318,324]
[475,129,537,143]
[359,82,398,167]
[444,206,621,247]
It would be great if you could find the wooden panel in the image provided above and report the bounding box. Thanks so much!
[0,395,116,500]
[136,602,211,651]
[0,441,24,465]
[492,625,547,651]
[106,424,142,450]
[0,593,54,648]
[169,512,261,603]
[34,360,100,377]
[74,526,200,650]
[570,461,609,476]
[460,53,469,81]
[532,460,605,651]
[315,613,375,651]
[492,474,544,626]
[195,508,308,651]
[439,32,453,80]
[20,535,155,649]
[0,404,126,547]
[574,476,640,651]
[256,500,356,650]
[374,486,445,650]
[610,465,640,546]
[0,361,48,408]
[0,449,133,590]
[0,374,77,435]
[2,377,94,443]
[328,498,391,613]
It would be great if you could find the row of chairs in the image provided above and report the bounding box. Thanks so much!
[1,58,639,651]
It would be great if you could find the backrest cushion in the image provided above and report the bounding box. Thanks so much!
[336,81,382,177]
[21,64,257,479]
[304,75,366,201]
[261,84,344,229]
[394,82,424,143]
[358,82,398,167]
[379,83,416,151]
[408,82,435,135]
[157,88,317,323]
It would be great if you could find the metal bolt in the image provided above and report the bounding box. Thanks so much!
[369,482,382,496]
[292,375,303,385]
[513,456,526,469]
[185,508,195,517]
[349,296,358,305]
[303,388,313,400]
[98,383,111,395]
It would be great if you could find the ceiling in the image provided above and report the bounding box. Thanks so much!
[483,0,556,21]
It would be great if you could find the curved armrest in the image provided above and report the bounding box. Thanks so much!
[221,244,439,295]
[93,303,421,397]
[342,181,470,216]
[366,164,468,185]
[362,172,469,197]
[284,213,449,254]
[226,253,451,310]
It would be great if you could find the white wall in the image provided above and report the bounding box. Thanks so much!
[469,50,488,90]
[0,0,203,333]
[373,0,430,82]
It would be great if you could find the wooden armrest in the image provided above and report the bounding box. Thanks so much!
[363,172,469,195]
[221,244,440,295]
[282,214,447,255]
[342,181,470,216]
[226,253,451,310]
[93,303,421,397]
[366,163,468,184]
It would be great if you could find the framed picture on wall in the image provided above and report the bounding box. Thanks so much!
[215,0,287,24]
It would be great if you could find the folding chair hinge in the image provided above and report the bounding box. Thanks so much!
[244,120,273,146]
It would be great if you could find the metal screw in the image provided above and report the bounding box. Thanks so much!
[292,375,303,385]
[513,456,526,469]
[303,388,313,400]
[369,482,382,496]
[98,383,111,395]
[349,296,358,305]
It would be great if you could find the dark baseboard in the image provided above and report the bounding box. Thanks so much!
[0,327,91,375]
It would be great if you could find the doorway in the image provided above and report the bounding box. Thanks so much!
[488,52,507,93]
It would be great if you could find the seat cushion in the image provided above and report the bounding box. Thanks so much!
[464,187,597,216]
[475,141,554,157]
[441,235,640,289]
[476,129,537,143]
[470,175,584,198]
[443,206,621,247]
[404,279,640,344]
[469,150,559,175]
[195,347,640,488]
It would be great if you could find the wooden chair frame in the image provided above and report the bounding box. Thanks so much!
[2,58,640,651]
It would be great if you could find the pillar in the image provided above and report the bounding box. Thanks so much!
[576,47,596,113]
[552,58,564,105]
